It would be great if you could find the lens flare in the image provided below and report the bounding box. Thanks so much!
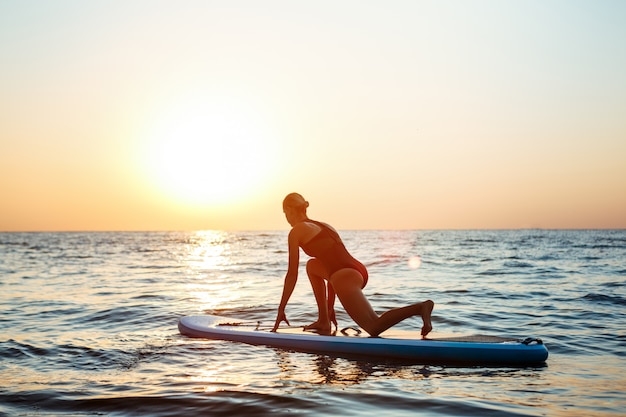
[408,256,422,269]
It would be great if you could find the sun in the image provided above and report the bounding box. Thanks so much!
[140,95,275,207]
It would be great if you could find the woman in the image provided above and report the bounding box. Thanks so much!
[272,193,434,337]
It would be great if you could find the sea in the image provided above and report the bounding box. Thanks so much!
[1,230,624,416]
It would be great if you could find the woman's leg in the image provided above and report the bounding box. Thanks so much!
[330,269,434,337]
[304,259,331,333]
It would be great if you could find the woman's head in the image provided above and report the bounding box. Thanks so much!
[283,192,309,212]
[283,193,310,227]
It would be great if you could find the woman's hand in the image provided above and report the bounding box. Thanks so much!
[271,308,290,332]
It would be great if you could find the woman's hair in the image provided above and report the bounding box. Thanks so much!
[283,192,309,210]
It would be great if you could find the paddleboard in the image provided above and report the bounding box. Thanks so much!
[178,315,548,365]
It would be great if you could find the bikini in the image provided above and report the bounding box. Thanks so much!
[300,220,368,288]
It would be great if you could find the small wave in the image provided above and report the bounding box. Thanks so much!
[529,291,551,297]
[458,238,498,245]
[0,386,523,417]
[126,264,182,270]
[1,339,50,359]
[602,280,625,288]
[435,317,467,327]
[49,254,95,260]
[536,254,559,261]
[0,339,156,373]
[477,269,521,276]
[443,289,469,294]
[582,293,626,306]
[503,261,534,268]
[56,343,138,371]
[0,390,326,417]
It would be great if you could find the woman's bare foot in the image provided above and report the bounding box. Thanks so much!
[420,300,434,338]
[303,320,332,335]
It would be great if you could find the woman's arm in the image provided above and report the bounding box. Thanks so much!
[272,230,300,331]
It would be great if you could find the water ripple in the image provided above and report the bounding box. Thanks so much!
[1,230,625,416]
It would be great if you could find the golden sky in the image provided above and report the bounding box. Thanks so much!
[1,1,625,231]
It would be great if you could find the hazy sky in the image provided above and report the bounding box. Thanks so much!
[1,0,625,231]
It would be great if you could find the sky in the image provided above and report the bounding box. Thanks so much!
[1,0,625,231]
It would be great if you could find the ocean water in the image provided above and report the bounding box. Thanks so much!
[1,229,624,416]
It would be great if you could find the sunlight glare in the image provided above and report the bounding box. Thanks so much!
[141,94,276,207]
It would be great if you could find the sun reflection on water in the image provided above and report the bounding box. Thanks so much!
[184,231,231,270]
[187,366,246,393]
[181,231,243,311]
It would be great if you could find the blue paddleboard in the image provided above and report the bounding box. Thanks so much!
[178,315,548,365]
